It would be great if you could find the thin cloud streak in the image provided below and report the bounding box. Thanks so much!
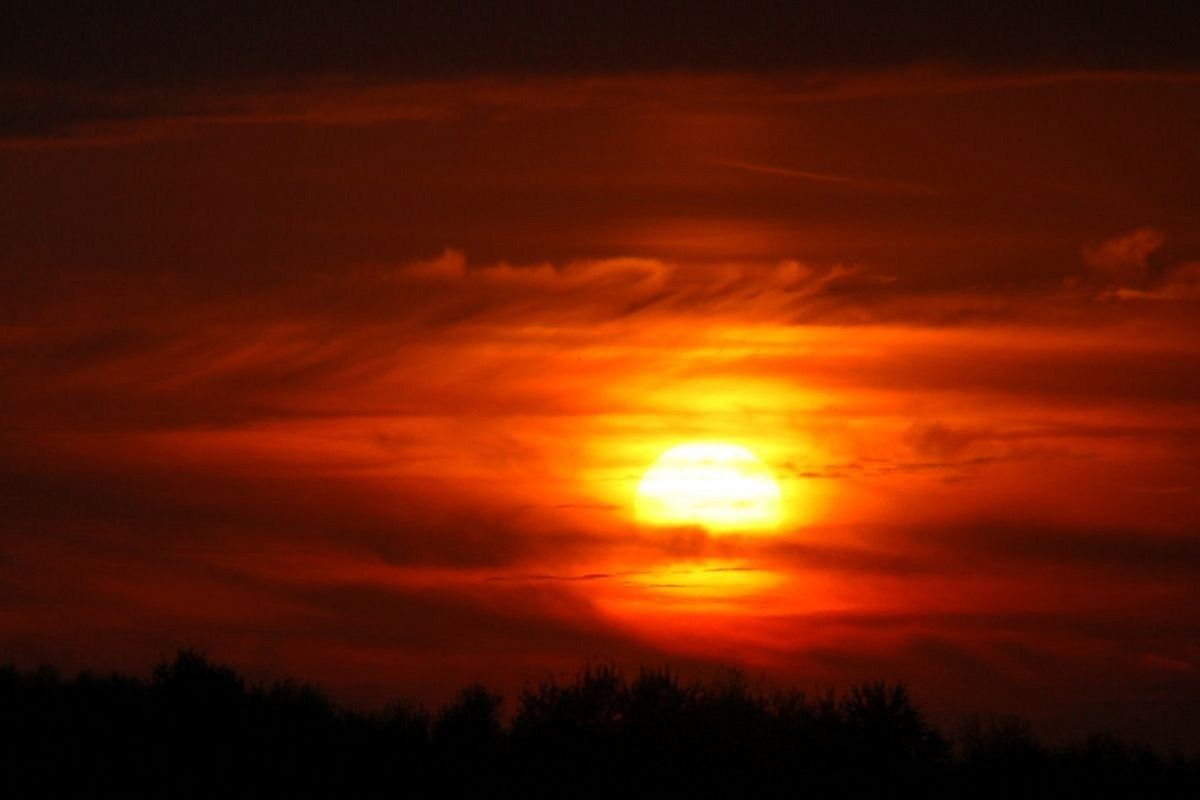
[710,158,937,195]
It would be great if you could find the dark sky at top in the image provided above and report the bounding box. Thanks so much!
[6,1,1199,87]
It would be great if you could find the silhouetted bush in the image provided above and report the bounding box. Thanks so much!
[0,652,1197,798]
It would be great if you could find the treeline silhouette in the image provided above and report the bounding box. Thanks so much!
[2,651,1196,798]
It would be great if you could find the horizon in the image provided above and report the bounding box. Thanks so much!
[4,647,1193,754]
[13,649,1197,797]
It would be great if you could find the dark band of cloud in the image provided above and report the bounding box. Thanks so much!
[6,1,1199,90]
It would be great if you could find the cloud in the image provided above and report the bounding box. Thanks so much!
[904,422,988,458]
[4,4,1198,106]
[761,540,929,576]
[899,520,1200,580]
[0,249,888,430]
[1082,226,1165,284]
[405,250,869,324]
[709,159,936,195]
[1112,260,1200,301]
[7,68,1200,150]
[0,447,612,574]
[1074,229,1200,302]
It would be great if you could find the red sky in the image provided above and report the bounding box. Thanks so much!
[2,65,1200,747]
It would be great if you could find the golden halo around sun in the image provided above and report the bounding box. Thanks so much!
[635,442,783,532]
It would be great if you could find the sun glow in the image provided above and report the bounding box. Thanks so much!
[635,442,783,532]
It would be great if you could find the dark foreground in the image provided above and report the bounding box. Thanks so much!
[2,652,1196,798]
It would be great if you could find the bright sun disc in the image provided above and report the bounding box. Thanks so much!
[635,442,782,532]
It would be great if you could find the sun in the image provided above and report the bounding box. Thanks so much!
[635,442,783,532]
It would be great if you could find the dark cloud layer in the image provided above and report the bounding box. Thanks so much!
[5,3,1199,138]
[6,1,1199,87]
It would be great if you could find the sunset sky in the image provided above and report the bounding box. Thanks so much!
[3,4,1199,749]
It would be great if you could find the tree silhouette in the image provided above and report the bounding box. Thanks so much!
[432,683,504,792]
[0,651,1197,798]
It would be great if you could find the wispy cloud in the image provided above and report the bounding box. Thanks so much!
[710,158,936,195]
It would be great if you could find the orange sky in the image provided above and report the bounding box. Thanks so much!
[2,69,1200,747]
